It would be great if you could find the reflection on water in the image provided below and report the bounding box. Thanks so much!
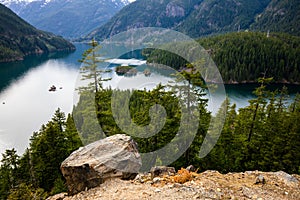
[0,50,78,93]
[0,60,78,155]
[103,65,174,90]
[0,43,300,156]
[0,44,88,155]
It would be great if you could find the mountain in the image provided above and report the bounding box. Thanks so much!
[86,0,202,40]
[250,0,300,36]
[86,0,299,41]
[176,0,271,37]
[0,3,75,62]
[0,0,133,39]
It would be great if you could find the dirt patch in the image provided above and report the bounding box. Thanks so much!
[48,170,300,200]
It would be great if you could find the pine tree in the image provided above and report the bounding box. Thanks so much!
[78,39,111,93]
[0,149,19,200]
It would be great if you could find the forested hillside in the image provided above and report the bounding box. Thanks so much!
[1,41,300,199]
[176,0,270,37]
[86,0,201,40]
[75,80,300,174]
[145,32,300,84]
[2,81,299,199]
[0,3,75,62]
[251,0,300,36]
[85,0,300,41]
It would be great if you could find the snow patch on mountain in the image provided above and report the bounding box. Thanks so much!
[0,0,36,5]
[1,0,135,6]
[112,0,135,6]
[1,0,134,38]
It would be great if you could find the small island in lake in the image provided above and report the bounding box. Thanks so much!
[115,66,137,77]
[143,69,151,77]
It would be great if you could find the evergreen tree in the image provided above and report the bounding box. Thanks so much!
[78,39,111,93]
[0,149,19,200]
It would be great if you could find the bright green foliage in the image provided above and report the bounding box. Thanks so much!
[7,183,47,200]
[50,177,67,196]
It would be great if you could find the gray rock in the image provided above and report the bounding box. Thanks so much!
[274,171,299,185]
[186,165,196,172]
[166,2,185,17]
[61,134,141,195]
[255,175,266,184]
[153,177,161,184]
[155,188,161,193]
[150,166,176,178]
[46,193,67,200]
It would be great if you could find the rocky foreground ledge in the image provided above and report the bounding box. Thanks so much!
[48,134,299,200]
[48,169,299,200]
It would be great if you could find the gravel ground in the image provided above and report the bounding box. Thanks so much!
[48,170,300,200]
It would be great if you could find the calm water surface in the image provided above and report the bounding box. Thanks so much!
[0,43,299,155]
[0,44,86,155]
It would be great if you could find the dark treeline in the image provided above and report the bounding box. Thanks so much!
[145,32,300,84]
[0,4,75,62]
[73,78,300,175]
[1,80,300,199]
[0,110,82,200]
[1,36,300,199]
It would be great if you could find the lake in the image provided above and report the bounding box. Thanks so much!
[0,43,299,156]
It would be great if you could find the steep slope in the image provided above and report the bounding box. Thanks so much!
[176,0,271,37]
[86,0,272,40]
[86,0,300,40]
[0,0,28,14]
[86,0,201,40]
[0,0,131,38]
[0,3,75,62]
[251,0,300,36]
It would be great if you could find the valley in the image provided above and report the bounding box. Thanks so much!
[0,0,299,199]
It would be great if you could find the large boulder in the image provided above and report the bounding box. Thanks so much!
[61,134,141,195]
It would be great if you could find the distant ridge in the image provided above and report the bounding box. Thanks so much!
[0,0,133,38]
[0,3,75,62]
[84,0,299,40]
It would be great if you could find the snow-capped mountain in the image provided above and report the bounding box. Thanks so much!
[0,0,28,14]
[0,0,134,38]
[1,0,135,5]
